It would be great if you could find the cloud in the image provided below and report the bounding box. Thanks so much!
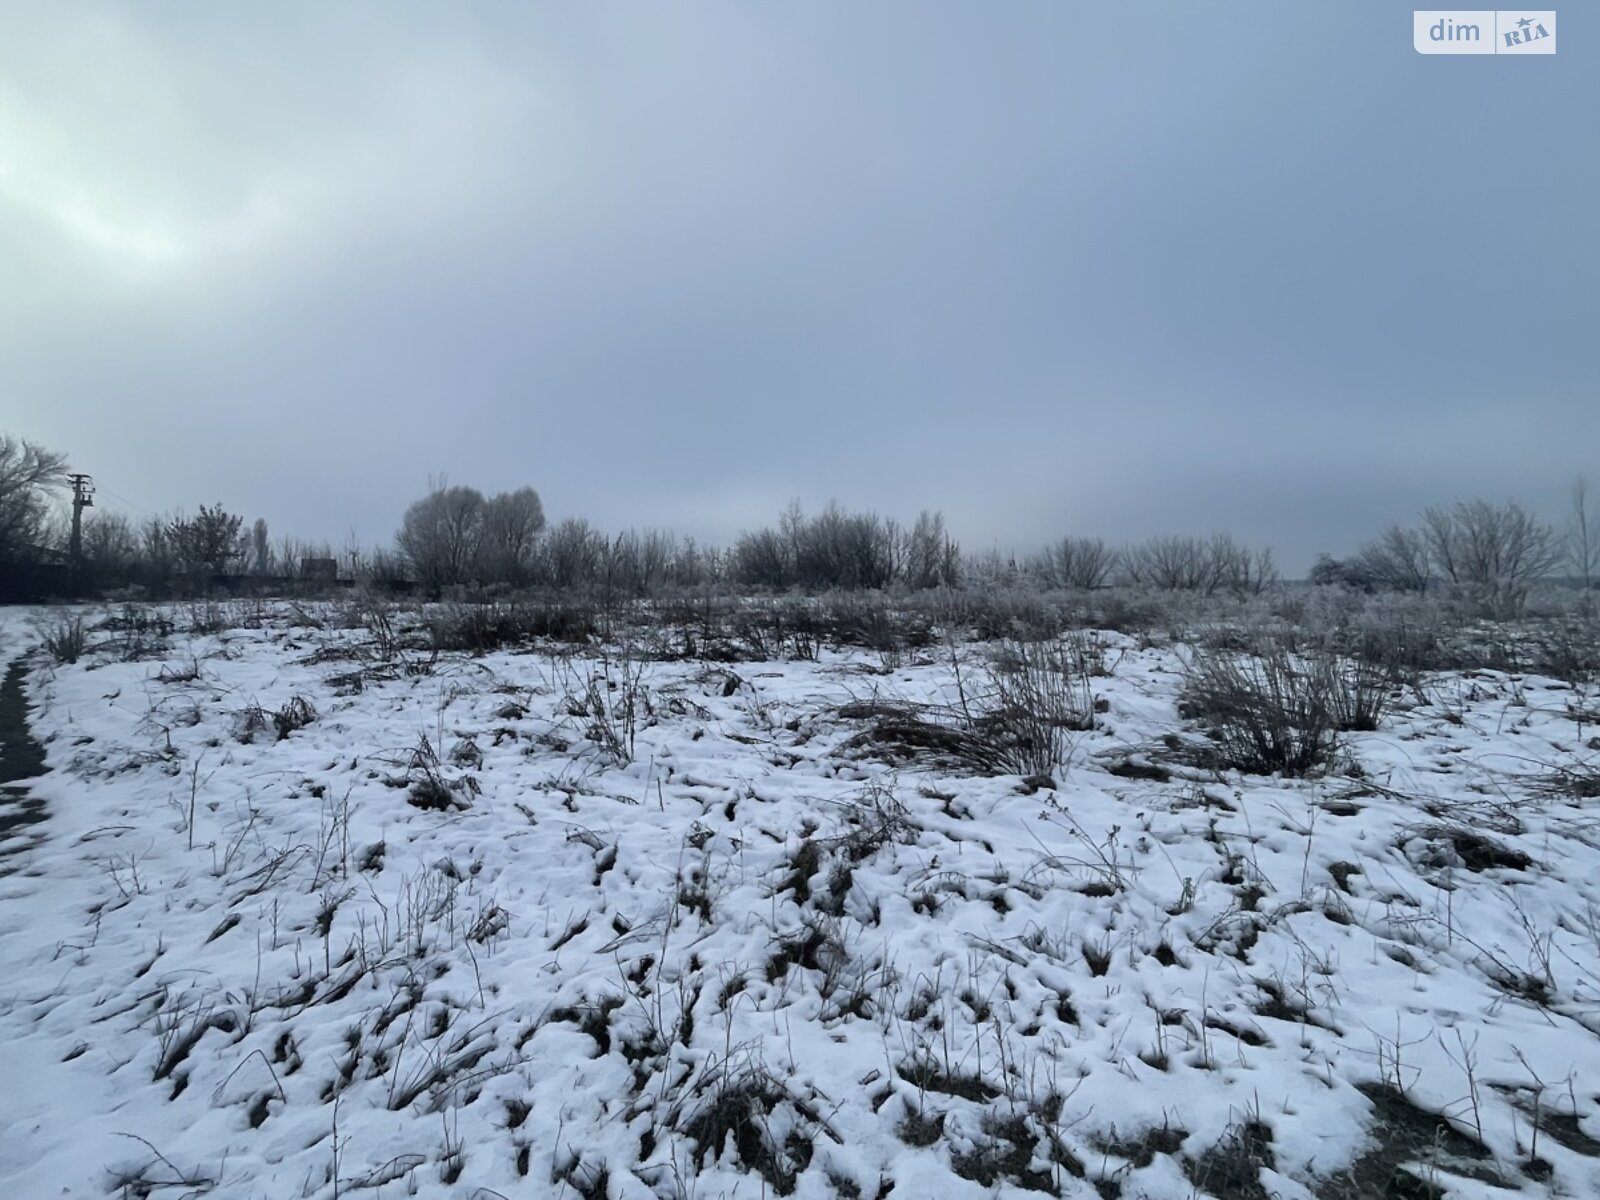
[0,6,546,290]
[0,3,1595,573]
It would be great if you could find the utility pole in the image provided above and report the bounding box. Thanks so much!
[68,473,95,587]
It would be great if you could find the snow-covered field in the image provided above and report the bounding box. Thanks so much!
[4,601,1600,1199]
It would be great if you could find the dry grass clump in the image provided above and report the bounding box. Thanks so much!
[41,615,87,664]
[273,695,317,740]
[427,598,599,654]
[846,635,1098,778]
[97,604,174,661]
[1181,636,1390,776]
[1531,613,1600,684]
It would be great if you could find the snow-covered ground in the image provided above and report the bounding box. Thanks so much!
[4,602,1600,1199]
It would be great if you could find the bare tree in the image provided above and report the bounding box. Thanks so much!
[396,481,486,590]
[477,487,545,586]
[1568,476,1598,590]
[0,434,68,566]
[779,500,806,581]
[368,546,408,585]
[1240,544,1279,595]
[276,535,305,580]
[1121,533,1274,595]
[1420,499,1560,616]
[903,510,959,589]
[1355,525,1431,592]
[1041,535,1118,590]
[670,535,706,588]
[541,517,605,588]
[1207,533,1255,595]
[339,529,368,581]
[1124,535,1214,592]
[733,502,902,590]
[795,503,895,589]
[80,511,139,569]
[733,526,791,588]
[1420,506,1462,585]
[142,517,176,581]
[964,546,1025,589]
[605,528,677,595]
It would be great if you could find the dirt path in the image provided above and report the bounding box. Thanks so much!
[0,659,47,871]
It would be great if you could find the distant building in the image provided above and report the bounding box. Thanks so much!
[300,557,339,583]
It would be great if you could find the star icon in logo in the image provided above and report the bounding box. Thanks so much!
[1517,15,1534,28]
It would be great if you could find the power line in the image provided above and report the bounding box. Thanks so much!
[96,484,158,516]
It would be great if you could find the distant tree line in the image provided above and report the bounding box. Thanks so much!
[388,492,1289,603]
[67,506,359,584]
[0,433,355,599]
[4,428,1597,613]
[381,476,1600,614]
[394,480,737,594]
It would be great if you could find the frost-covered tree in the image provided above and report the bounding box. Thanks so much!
[0,434,67,567]
[477,487,545,586]
[1568,476,1598,590]
[1123,535,1211,591]
[540,517,605,589]
[1039,536,1118,591]
[1423,499,1560,616]
[1354,525,1432,593]
[396,482,486,590]
[733,526,792,588]
[904,510,960,589]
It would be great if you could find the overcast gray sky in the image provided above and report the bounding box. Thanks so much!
[2,3,1594,573]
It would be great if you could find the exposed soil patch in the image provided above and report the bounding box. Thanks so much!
[1184,1119,1275,1200]
[0,659,48,870]
[1314,1083,1510,1198]
[1093,1123,1187,1169]
[1408,824,1533,873]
